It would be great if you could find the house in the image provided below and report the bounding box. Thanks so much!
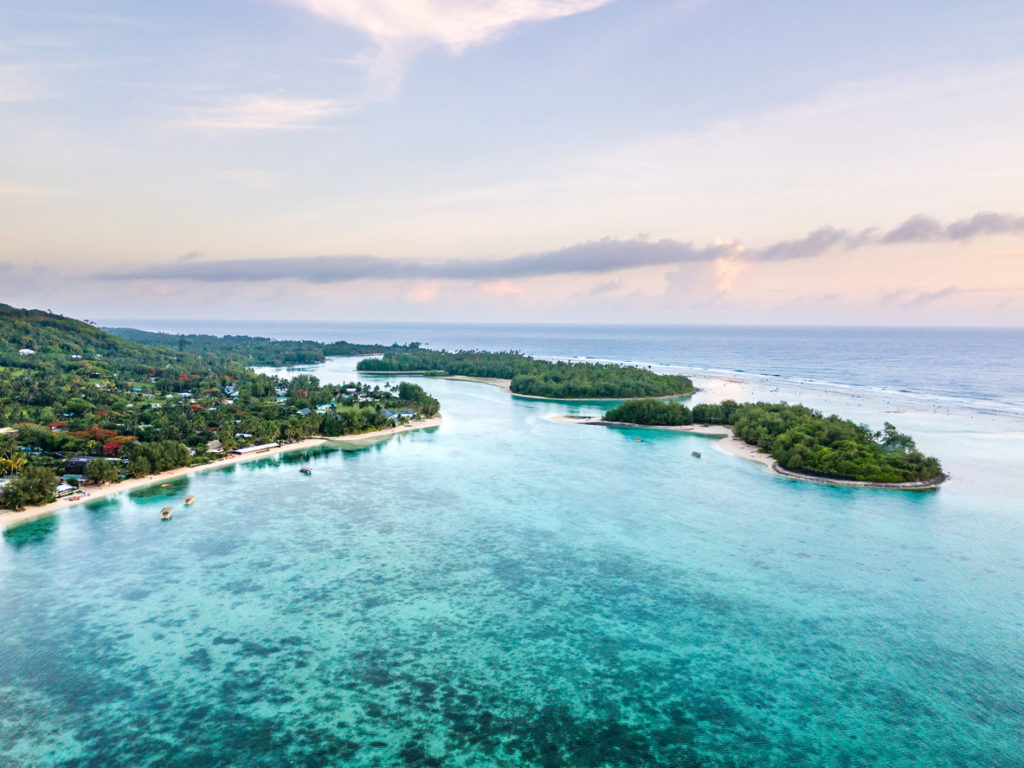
[234,432,253,439]
[316,404,333,414]
[399,410,417,418]
[56,483,76,497]
[296,408,312,416]
[18,348,35,356]
[70,354,82,360]
[230,443,280,456]
[206,439,224,454]
[65,457,92,474]
[382,409,399,421]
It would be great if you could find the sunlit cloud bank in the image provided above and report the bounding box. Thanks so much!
[281,0,614,85]
[98,211,1024,283]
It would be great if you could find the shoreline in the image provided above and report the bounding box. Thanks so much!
[0,417,442,531]
[362,371,694,402]
[550,415,946,491]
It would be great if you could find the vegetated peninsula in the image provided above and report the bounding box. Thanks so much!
[601,399,945,486]
[358,349,695,399]
[107,327,418,367]
[0,304,439,512]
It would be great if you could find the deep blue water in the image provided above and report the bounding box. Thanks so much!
[3,326,1023,766]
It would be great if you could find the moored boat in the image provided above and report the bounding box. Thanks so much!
[691,451,701,458]
[300,467,312,475]
[184,495,195,505]
[160,507,173,520]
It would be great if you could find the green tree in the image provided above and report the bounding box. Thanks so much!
[1,466,58,509]
[85,458,120,485]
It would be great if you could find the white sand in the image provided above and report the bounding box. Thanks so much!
[549,415,944,489]
[0,417,442,531]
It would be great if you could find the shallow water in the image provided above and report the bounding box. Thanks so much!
[2,359,1023,767]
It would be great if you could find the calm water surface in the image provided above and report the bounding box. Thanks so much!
[2,351,1023,766]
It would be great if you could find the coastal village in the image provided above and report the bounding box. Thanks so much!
[0,304,439,514]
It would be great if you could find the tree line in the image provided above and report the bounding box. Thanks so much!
[358,349,694,399]
[604,398,943,483]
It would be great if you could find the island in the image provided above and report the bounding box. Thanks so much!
[585,398,946,488]
[0,304,441,517]
[357,348,695,399]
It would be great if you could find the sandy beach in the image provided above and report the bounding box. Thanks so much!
[0,416,442,531]
[549,415,945,490]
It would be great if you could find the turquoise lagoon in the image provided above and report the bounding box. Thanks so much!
[2,356,1023,767]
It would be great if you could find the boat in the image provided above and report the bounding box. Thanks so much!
[691,451,702,458]
[184,495,195,505]
[634,437,643,443]
[160,507,173,520]
[300,467,312,475]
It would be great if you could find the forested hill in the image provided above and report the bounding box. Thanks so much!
[1,303,148,363]
[0,304,441,510]
[358,348,694,399]
[106,327,417,367]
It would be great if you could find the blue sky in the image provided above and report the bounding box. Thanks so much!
[2,0,1024,324]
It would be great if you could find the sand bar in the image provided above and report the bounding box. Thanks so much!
[550,415,945,490]
[0,417,442,531]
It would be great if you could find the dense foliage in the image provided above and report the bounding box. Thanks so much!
[0,466,57,510]
[358,349,694,399]
[604,398,943,483]
[604,399,694,425]
[107,327,417,367]
[1,304,441,508]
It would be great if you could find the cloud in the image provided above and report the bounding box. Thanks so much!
[102,236,736,283]
[286,0,612,52]
[282,0,614,87]
[881,212,1024,243]
[185,95,347,130]
[589,279,623,295]
[96,210,1024,284]
[756,226,851,262]
[901,287,959,308]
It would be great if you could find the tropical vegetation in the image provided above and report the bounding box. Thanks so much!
[358,349,694,399]
[604,398,943,483]
[107,327,416,367]
[0,304,440,509]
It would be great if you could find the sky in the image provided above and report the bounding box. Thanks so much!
[2,0,1024,326]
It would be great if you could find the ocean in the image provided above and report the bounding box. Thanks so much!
[2,324,1023,766]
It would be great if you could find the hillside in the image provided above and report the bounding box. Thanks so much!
[0,304,440,509]
[106,327,416,367]
[1,304,149,363]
